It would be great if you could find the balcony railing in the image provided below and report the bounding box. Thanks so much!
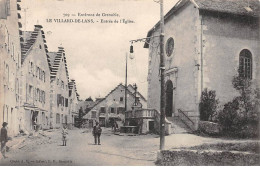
[178,109,195,131]
[125,109,156,119]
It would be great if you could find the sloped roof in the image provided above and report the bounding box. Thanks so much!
[127,84,135,93]
[79,99,103,113]
[127,84,147,101]
[85,83,146,116]
[68,79,80,99]
[49,47,70,83]
[144,0,260,48]
[85,84,124,114]
[195,0,260,17]
[21,25,52,71]
[48,52,57,68]
[21,30,37,63]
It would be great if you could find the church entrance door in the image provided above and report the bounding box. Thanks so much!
[165,80,173,117]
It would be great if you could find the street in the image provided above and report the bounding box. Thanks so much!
[0,127,255,166]
[1,128,158,166]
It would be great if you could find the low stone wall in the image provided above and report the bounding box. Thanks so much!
[156,149,260,166]
[198,121,222,135]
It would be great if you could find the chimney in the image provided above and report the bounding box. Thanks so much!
[34,25,43,31]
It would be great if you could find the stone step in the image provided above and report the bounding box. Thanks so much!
[166,116,192,134]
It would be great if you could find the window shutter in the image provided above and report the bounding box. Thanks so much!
[57,94,59,106]
[6,0,10,16]
[35,89,38,101]
[26,83,28,102]
[43,92,45,103]
[0,0,7,19]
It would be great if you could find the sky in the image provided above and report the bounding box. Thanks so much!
[20,0,179,100]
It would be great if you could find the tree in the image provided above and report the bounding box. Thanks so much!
[84,107,91,114]
[77,107,84,128]
[85,97,93,102]
[218,71,260,137]
[199,88,219,121]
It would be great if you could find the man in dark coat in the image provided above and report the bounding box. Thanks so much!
[92,122,102,145]
[0,122,8,158]
[113,121,118,134]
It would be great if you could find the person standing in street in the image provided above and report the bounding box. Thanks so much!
[0,122,8,158]
[62,125,68,146]
[92,122,102,145]
[113,121,118,134]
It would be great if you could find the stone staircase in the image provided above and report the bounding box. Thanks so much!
[167,116,193,134]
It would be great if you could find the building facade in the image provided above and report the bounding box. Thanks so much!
[144,0,260,130]
[68,79,80,128]
[20,25,51,132]
[83,83,147,127]
[0,0,22,136]
[0,1,80,135]
[49,47,71,129]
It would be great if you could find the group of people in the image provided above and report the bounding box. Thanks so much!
[61,121,103,146]
[0,121,104,158]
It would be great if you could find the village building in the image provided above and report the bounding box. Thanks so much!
[0,0,23,136]
[19,25,51,132]
[78,97,96,114]
[48,47,71,129]
[83,83,147,127]
[76,97,98,128]
[144,0,260,130]
[68,79,80,128]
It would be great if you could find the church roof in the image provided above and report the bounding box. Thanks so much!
[144,0,260,48]
[195,0,260,17]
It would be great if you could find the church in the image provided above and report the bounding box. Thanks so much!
[144,0,260,130]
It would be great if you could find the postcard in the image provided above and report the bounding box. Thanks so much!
[0,0,259,166]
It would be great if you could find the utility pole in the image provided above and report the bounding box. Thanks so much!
[159,0,166,151]
[133,83,137,106]
[125,53,128,112]
[128,0,165,150]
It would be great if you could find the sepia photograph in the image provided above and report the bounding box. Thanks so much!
[0,0,259,166]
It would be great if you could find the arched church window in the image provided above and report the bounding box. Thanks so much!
[239,49,252,79]
[166,37,174,57]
